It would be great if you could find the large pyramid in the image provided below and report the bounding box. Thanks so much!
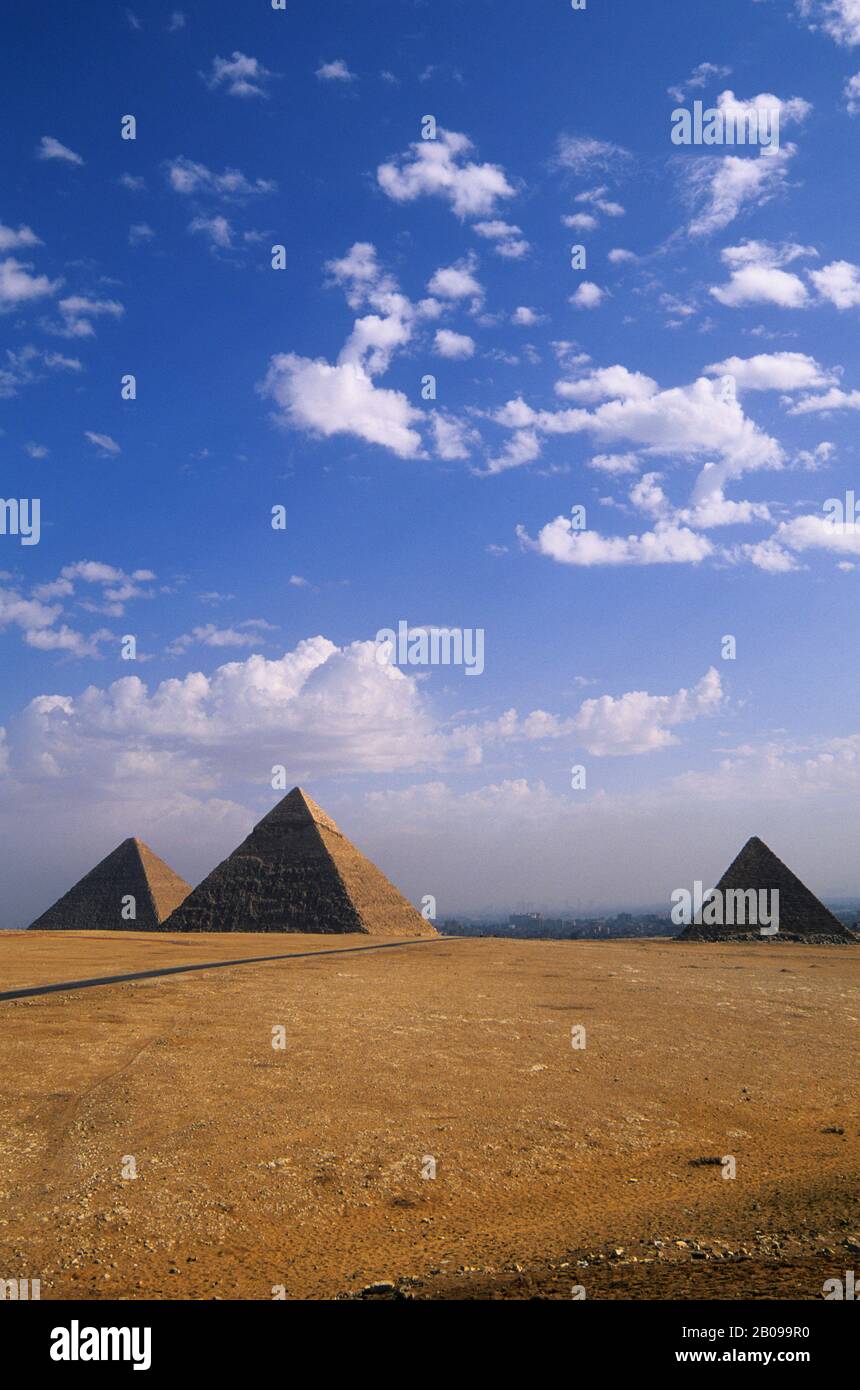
[160,787,437,936]
[679,836,857,942]
[28,838,191,932]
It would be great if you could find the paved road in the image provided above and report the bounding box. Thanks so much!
[0,936,450,1003]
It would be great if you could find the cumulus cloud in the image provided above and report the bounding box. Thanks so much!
[683,144,794,237]
[50,294,124,338]
[704,351,839,392]
[570,667,723,755]
[0,259,59,310]
[809,258,860,308]
[165,156,276,199]
[709,240,816,308]
[797,0,860,46]
[0,222,41,251]
[37,135,83,165]
[517,515,714,567]
[205,51,274,98]
[471,219,530,259]
[431,412,481,460]
[555,364,658,403]
[377,128,516,219]
[494,371,782,484]
[562,212,598,232]
[426,255,483,302]
[260,353,422,458]
[434,328,475,359]
[315,59,356,82]
[511,306,545,327]
[787,386,860,413]
[259,242,425,458]
[189,214,233,250]
[570,281,606,309]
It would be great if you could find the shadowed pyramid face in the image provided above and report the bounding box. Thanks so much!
[680,836,855,941]
[27,838,191,932]
[160,787,437,937]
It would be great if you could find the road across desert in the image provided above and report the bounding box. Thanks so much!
[1,932,857,1299]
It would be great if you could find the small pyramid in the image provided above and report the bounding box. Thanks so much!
[27,838,191,932]
[160,787,436,936]
[679,836,857,942]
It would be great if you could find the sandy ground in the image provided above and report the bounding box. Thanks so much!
[1,931,858,1300]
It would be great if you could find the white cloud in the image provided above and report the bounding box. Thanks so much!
[189,214,233,250]
[570,667,723,755]
[554,134,630,175]
[844,70,860,112]
[427,256,483,301]
[165,156,276,199]
[84,432,121,456]
[562,212,599,232]
[788,387,860,413]
[684,145,794,238]
[809,259,860,308]
[555,365,658,403]
[570,281,605,309]
[8,637,445,780]
[431,412,481,460]
[37,136,83,165]
[377,128,516,219]
[0,222,41,251]
[668,62,732,104]
[493,371,783,485]
[52,295,124,338]
[168,623,272,655]
[0,258,58,310]
[587,452,641,475]
[775,512,860,556]
[261,354,422,458]
[608,248,638,265]
[315,59,356,82]
[206,52,274,98]
[714,89,812,130]
[517,515,714,567]
[0,346,80,398]
[434,328,475,359]
[129,222,155,246]
[797,0,860,46]
[472,220,529,259]
[710,240,815,308]
[511,306,545,327]
[704,351,838,392]
[575,185,626,216]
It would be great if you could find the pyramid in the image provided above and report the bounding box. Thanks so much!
[679,836,857,942]
[160,787,437,936]
[27,838,191,932]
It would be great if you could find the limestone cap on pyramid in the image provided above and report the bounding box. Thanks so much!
[27,836,192,931]
[160,786,437,936]
[679,835,857,942]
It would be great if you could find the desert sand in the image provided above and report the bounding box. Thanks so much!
[1,931,858,1300]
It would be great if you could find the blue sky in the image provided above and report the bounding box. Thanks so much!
[2,0,860,928]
